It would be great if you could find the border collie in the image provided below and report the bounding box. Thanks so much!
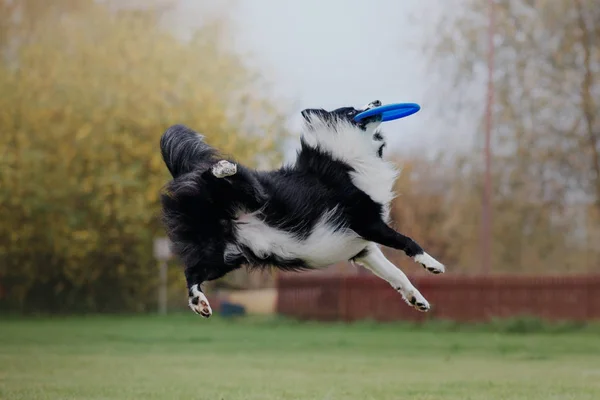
[160,100,445,318]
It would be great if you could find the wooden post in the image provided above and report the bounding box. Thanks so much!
[481,0,495,274]
[158,260,167,315]
[153,238,172,315]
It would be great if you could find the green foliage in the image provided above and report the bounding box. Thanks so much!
[0,1,287,312]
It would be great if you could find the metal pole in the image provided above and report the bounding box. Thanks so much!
[482,0,495,274]
[158,261,167,315]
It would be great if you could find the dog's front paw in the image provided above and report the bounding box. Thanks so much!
[188,284,212,318]
[211,160,237,178]
[414,252,445,275]
[397,287,430,312]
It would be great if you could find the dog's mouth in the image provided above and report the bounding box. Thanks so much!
[357,114,382,128]
[354,100,383,128]
[356,100,382,127]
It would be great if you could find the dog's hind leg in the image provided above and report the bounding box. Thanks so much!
[188,283,213,318]
[354,244,430,312]
[201,161,268,209]
[185,261,240,318]
[355,221,445,275]
[184,265,213,317]
[211,160,237,178]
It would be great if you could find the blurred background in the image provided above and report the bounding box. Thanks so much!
[1,0,598,314]
[1,1,599,398]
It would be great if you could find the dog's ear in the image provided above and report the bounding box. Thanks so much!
[301,108,328,122]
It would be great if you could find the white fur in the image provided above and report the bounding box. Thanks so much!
[414,252,446,274]
[230,208,367,268]
[301,118,399,221]
[212,160,237,178]
[189,284,212,317]
[355,244,430,312]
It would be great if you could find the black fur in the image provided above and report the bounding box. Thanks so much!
[160,102,428,312]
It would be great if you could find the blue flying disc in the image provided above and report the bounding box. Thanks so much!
[354,102,421,123]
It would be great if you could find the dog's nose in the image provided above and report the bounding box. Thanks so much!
[361,100,381,110]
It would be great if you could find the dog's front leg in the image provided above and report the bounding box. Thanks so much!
[354,244,430,312]
[356,221,445,274]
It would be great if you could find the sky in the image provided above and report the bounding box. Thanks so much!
[172,0,481,160]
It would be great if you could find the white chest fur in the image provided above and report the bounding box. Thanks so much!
[230,209,367,268]
[301,120,399,221]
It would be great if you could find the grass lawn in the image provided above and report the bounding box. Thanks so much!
[1,314,600,400]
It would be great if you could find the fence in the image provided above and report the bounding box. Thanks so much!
[276,274,600,322]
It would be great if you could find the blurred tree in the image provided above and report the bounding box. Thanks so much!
[415,0,600,273]
[0,0,288,312]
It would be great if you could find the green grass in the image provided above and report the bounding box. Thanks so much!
[1,315,600,400]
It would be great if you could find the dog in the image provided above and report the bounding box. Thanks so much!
[160,100,445,318]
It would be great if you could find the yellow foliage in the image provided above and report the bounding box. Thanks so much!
[0,1,287,312]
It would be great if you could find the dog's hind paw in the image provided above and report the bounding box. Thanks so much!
[211,160,237,178]
[188,284,212,318]
[414,252,445,274]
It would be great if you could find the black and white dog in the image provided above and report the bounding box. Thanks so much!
[160,100,445,318]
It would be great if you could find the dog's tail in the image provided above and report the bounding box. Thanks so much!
[160,124,219,178]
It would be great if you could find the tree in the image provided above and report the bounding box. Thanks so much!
[417,0,600,273]
[0,0,288,312]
